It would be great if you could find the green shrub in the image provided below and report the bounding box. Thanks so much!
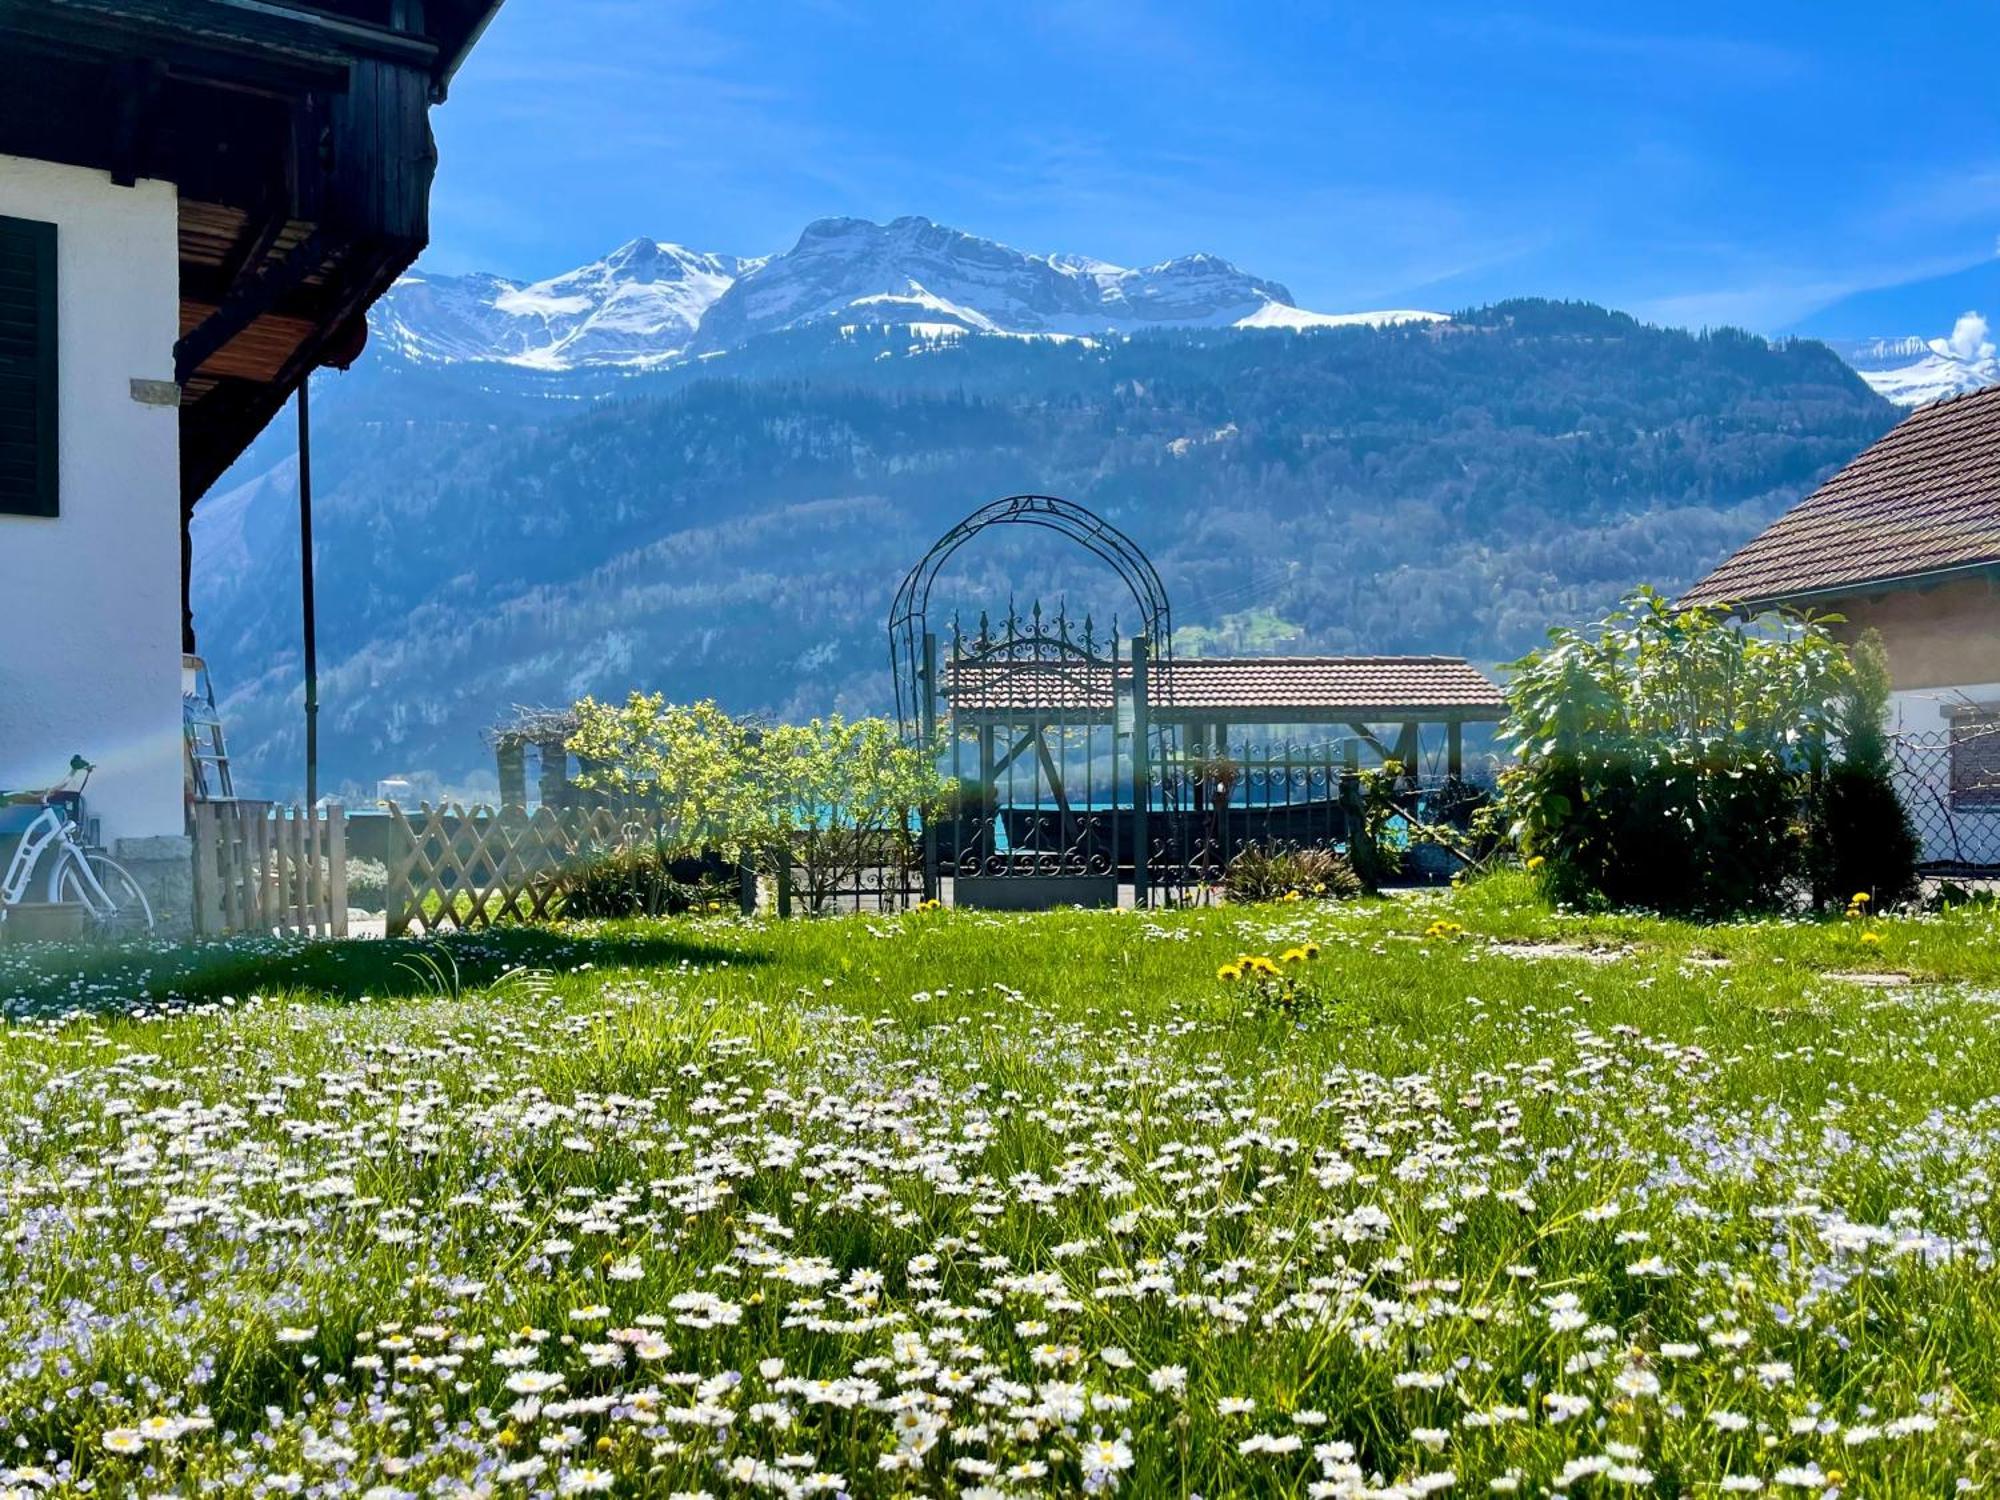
[343,858,389,912]
[1223,843,1363,904]
[1806,630,1920,909]
[1501,587,1850,916]
[1341,767,1403,892]
[559,846,733,919]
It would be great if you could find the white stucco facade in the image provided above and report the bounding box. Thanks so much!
[0,154,184,845]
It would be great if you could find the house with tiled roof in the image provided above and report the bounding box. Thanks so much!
[1684,383,2000,866]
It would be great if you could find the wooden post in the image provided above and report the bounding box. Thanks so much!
[1447,721,1464,780]
[776,852,793,919]
[219,805,243,933]
[305,801,323,934]
[289,807,308,934]
[249,809,268,932]
[326,804,348,938]
[1131,635,1150,907]
[1393,722,1420,779]
[191,802,222,936]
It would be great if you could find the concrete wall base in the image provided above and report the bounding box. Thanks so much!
[114,834,193,938]
[955,875,1118,911]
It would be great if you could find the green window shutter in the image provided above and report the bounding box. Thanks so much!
[0,214,57,518]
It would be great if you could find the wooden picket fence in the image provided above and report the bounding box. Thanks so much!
[191,800,348,938]
[384,802,628,936]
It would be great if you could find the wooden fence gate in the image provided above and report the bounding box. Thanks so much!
[191,801,348,938]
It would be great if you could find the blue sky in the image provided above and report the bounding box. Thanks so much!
[428,0,2000,338]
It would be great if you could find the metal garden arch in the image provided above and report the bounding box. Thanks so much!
[889,495,1178,906]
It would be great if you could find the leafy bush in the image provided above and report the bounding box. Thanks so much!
[1223,844,1363,904]
[559,846,734,920]
[1341,768,1404,892]
[343,858,389,912]
[1501,587,1850,916]
[1807,630,1920,910]
[1340,766,1499,889]
[568,695,759,862]
[566,697,944,918]
[757,716,943,914]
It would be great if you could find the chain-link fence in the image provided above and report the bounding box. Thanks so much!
[1890,723,2000,875]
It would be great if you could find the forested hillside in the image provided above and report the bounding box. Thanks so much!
[191,300,1895,798]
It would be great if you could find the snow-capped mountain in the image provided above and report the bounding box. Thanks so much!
[370,215,1444,370]
[1832,312,1999,407]
[373,239,763,369]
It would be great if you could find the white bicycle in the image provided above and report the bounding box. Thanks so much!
[0,756,155,936]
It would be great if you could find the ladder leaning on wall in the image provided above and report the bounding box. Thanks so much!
[183,654,236,802]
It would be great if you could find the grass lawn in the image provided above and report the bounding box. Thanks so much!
[2,875,1999,1496]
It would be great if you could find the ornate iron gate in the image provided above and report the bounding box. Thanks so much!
[941,605,1133,908]
[1150,740,1353,898]
[889,495,1175,908]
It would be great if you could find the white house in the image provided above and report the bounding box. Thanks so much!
[0,0,498,928]
[1684,383,2000,871]
[1,160,183,877]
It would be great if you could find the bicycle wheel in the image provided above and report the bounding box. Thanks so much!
[55,854,156,937]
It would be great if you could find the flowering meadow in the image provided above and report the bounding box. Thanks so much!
[5,876,2000,1497]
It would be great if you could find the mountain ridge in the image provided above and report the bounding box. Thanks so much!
[372,214,1446,371]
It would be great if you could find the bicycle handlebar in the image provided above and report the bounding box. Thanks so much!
[33,757,92,806]
[0,757,93,807]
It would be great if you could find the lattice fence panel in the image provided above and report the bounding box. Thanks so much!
[384,802,632,936]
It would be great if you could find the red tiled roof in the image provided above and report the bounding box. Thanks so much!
[942,656,1505,719]
[1683,384,2000,608]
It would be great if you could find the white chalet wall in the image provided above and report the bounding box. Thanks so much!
[0,155,183,845]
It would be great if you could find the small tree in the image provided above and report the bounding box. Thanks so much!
[1501,587,1851,915]
[757,716,944,913]
[567,695,759,910]
[1807,628,1921,909]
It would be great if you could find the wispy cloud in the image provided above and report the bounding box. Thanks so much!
[1449,13,1810,83]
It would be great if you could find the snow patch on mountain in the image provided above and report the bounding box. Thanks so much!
[1835,312,2000,407]
[370,215,1446,370]
[1234,302,1448,331]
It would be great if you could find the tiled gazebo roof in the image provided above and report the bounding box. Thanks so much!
[942,656,1505,722]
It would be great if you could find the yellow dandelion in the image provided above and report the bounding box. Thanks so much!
[1280,946,1308,965]
[1216,963,1244,982]
[1851,892,1871,905]
[1526,854,1546,871]
[1859,930,1882,946]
